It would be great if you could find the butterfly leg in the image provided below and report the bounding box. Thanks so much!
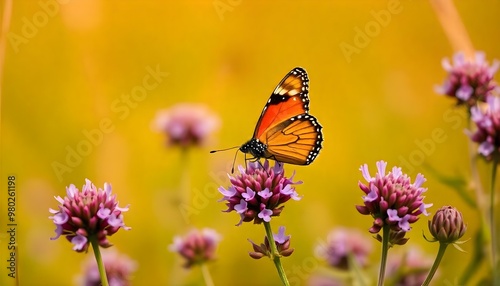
[243,154,257,171]
[243,155,268,171]
[268,155,284,174]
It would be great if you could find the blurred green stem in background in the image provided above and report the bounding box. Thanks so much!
[466,115,493,280]
[490,155,499,285]
[347,252,368,286]
[179,149,191,215]
[201,263,215,286]
[459,230,485,285]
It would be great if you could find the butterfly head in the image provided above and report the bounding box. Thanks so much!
[239,138,268,160]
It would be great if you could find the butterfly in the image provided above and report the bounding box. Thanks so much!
[238,67,323,165]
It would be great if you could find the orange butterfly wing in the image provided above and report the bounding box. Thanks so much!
[249,67,323,165]
[264,115,323,165]
[253,67,310,139]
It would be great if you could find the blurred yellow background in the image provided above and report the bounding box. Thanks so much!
[1,0,499,285]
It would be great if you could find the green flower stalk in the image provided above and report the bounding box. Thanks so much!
[78,249,137,286]
[247,224,293,285]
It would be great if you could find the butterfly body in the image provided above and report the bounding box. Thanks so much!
[240,67,323,165]
[240,138,268,159]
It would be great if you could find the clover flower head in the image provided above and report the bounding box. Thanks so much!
[436,51,499,107]
[152,103,220,148]
[218,160,302,225]
[49,179,130,252]
[315,227,373,270]
[169,228,221,268]
[356,161,432,237]
[468,95,500,160]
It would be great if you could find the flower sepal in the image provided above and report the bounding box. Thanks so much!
[374,229,409,247]
[248,226,294,260]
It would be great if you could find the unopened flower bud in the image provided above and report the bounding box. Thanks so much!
[428,206,466,244]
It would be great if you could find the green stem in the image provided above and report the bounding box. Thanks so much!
[422,242,448,286]
[466,113,492,275]
[377,225,390,286]
[347,253,367,286]
[90,236,109,286]
[201,263,215,286]
[491,156,499,284]
[263,222,290,286]
[467,114,487,211]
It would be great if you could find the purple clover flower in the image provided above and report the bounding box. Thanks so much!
[435,51,499,107]
[152,103,220,148]
[468,95,500,160]
[218,160,302,225]
[49,179,130,253]
[169,228,221,268]
[315,227,373,270]
[356,161,432,237]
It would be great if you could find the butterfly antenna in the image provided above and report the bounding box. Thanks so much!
[210,146,239,153]
[231,148,239,174]
[209,146,240,173]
